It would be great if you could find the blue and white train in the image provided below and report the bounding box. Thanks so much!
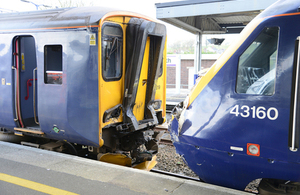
[169,0,300,193]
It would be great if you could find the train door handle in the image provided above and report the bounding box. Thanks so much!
[25,79,36,100]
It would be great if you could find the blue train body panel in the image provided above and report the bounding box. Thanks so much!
[0,7,167,161]
[169,0,300,190]
[0,35,15,129]
[0,23,99,146]
[35,30,99,146]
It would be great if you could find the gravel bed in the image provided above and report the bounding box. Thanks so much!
[155,144,198,178]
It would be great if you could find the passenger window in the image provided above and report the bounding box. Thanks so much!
[102,24,123,81]
[236,27,279,95]
[44,45,63,84]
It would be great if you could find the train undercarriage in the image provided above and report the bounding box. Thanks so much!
[0,125,158,170]
[0,125,160,171]
[259,179,300,195]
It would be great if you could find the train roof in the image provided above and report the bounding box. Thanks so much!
[257,0,300,20]
[0,7,151,32]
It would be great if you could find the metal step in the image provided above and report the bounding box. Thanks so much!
[14,127,44,135]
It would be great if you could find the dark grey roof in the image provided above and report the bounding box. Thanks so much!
[156,0,233,8]
[156,0,278,34]
[0,7,115,31]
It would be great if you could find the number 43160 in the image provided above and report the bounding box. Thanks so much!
[230,105,278,120]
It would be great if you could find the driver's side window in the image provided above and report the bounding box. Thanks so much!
[102,24,123,81]
[236,27,279,96]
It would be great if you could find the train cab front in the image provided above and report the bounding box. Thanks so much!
[168,0,300,191]
[98,16,167,170]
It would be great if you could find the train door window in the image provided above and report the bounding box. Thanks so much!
[102,24,123,81]
[44,45,63,84]
[236,27,279,95]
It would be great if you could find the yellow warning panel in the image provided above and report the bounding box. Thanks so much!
[90,34,96,46]
[21,53,25,71]
[133,155,157,171]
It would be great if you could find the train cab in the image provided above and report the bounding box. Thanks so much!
[169,0,300,192]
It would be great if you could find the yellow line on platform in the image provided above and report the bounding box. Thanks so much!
[0,173,79,195]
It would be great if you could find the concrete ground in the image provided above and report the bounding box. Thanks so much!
[0,141,251,195]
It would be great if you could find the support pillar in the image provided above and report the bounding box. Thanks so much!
[194,32,202,84]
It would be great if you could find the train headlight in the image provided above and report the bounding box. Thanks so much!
[247,143,260,156]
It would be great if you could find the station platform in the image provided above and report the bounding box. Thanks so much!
[0,141,251,195]
[166,88,190,112]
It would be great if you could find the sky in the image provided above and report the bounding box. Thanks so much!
[0,0,233,48]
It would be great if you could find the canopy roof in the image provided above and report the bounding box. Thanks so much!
[156,0,278,34]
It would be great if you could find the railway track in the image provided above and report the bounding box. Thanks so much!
[155,103,174,145]
[154,124,173,145]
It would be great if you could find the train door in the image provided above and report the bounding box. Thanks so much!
[131,36,164,124]
[13,36,39,129]
[133,37,150,121]
[123,19,166,131]
[100,18,166,132]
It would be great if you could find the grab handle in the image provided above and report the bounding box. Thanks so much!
[12,66,19,122]
[290,37,300,152]
[33,67,39,125]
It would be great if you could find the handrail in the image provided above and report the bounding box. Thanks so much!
[33,67,39,125]
[14,38,24,128]
[12,66,19,122]
[290,38,300,152]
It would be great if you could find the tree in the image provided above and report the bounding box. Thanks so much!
[57,0,93,8]
[37,0,94,9]
[167,39,195,54]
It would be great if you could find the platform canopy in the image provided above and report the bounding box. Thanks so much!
[156,0,278,34]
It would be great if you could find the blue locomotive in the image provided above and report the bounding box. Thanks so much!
[169,0,300,193]
[0,7,167,169]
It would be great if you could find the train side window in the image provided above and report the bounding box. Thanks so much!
[44,45,63,84]
[102,24,123,81]
[236,27,279,95]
